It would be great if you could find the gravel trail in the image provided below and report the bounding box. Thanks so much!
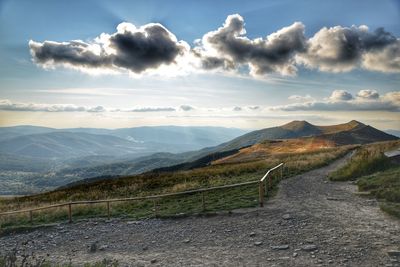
[1,153,399,266]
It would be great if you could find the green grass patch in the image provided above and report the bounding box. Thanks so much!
[0,146,352,230]
[329,140,399,181]
[357,167,400,203]
[380,202,400,219]
[329,140,400,218]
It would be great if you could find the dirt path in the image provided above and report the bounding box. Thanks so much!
[1,154,399,266]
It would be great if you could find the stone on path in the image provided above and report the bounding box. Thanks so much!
[271,245,289,250]
[388,251,400,257]
[302,244,318,252]
[282,214,292,220]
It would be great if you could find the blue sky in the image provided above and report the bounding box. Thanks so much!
[0,0,399,129]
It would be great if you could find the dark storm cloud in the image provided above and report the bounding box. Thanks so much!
[108,23,187,73]
[194,14,307,76]
[29,40,111,69]
[29,14,400,76]
[29,22,189,74]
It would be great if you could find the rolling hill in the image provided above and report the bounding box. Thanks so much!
[55,120,398,190]
[0,126,247,159]
[179,120,397,161]
[0,120,397,195]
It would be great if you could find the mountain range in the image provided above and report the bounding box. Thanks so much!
[0,121,397,195]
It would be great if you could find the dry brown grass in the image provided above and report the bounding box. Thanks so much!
[212,137,337,164]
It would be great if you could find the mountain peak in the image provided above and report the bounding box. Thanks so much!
[281,120,315,131]
[347,120,364,127]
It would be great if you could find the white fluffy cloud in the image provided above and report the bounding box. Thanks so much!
[356,89,380,99]
[271,90,400,112]
[296,26,400,73]
[329,90,354,101]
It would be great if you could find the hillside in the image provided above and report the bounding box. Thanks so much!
[0,132,147,158]
[0,121,397,195]
[2,153,398,267]
[181,120,397,161]
[0,125,247,162]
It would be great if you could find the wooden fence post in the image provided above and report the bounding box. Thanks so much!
[107,201,110,220]
[269,175,272,189]
[68,204,72,223]
[153,199,158,218]
[29,210,33,224]
[201,192,205,212]
[259,181,264,207]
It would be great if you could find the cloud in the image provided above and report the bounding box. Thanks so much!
[0,99,105,112]
[270,90,400,112]
[247,106,261,110]
[296,26,400,73]
[288,94,314,102]
[232,106,242,111]
[361,41,400,73]
[356,89,379,99]
[28,14,400,77]
[128,107,176,112]
[193,14,307,76]
[179,105,195,111]
[29,22,190,75]
[329,90,353,101]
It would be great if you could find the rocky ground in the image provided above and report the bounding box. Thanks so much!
[1,153,399,266]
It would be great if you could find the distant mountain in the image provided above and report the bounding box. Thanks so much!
[200,120,397,154]
[0,125,54,142]
[386,129,400,138]
[1,121,397,195]
[0,126,247,159]
[51,120,399,190]
[0,132,148,158]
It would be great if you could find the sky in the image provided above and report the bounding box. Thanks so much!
[0,0,399,130]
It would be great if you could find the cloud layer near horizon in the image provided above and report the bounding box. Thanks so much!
[271,90,400,112]
[0,99,196,113]
[2,89,398,113]
[29,14,400,77]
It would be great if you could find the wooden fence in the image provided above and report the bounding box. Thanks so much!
[0,163,284,225]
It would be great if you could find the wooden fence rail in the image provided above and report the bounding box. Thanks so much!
[0,163,284,225]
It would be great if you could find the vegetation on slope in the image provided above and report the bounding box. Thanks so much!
[357,167,400,218]
[329,140,400,219]
[0,146,352,229]
[329,140,400,181]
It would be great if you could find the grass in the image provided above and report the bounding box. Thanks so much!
[0,145,352,230]
[357,167,400,203]
[380,202,400,219]
[356,167,400,219]
[329,140,400,219]
[329,140,400,181]
[0,248,119,267]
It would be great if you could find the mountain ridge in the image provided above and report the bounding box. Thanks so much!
[1,120,397,195]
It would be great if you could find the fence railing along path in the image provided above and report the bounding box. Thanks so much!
[0,163,284,226]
